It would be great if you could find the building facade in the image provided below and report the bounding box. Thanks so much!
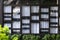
[0,0,59,35]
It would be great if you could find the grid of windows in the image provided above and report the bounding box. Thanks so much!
[0,0,58,34]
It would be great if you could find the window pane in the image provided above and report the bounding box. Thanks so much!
[13,14,20,19]
[41,30,48,32]
[41,8,49,12]
[22,19,30,24]
[13,21,20,28]
[50,28,58,34]
[4,14,11,16]
[50,24,58,26]
[4,6,12,13]
[40,21,49,28]
[22,29,30,33]
[13,7,20,13]
[31,6,39,13]
[4,23,11,28]
[50,12,58,16]
[4,18,11,20]
[22,25,30,28]
[41,14,49,19]
[50,7,58,11]
[50,18,58,22]
[31,23,39,34]
[22,6,30,16]
[59,18,60,26]
[13,30,20,33]
[31,16,39,20]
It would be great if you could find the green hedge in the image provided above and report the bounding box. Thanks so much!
[0,25,60,40]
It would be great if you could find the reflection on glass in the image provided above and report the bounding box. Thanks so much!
[41,14,49,19]
[13,14,20,18]
[22,6,30,16]
[50,12,58,16]
[22,25,29,28]
[50,24,58,26]
[22,19,30,24]
[50,7,58,11]
[40,21,49,28]
[13,21,20,28]
[50,18,58,22]
[4,6,12,13]
[4,23,11,28]
[50,28,58,34]
[4,18,11,20]
[4,14,11,16]
[41,30,48,32]
[13,30,20,32]
[32,16,39,20]
[41,8,49,12]
[31,6,39,13]
[22,29,30,33]
[13,7,20,13]
[31,23,39,34]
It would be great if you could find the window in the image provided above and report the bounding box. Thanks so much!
[41,8,49,12]
[4,6,12,13]
[22,6,30,16]
[50,28,58,34]
[41,14,49,19]
[31,6,39,13]
[31,16,39,20]
[13,21,20,28]
[40,21,49,28]
[31,23,39,34]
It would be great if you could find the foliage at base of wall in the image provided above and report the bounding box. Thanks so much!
[0,25,60,40]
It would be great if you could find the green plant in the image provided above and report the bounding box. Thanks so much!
[11,34,19,40]
[42,34,50,40]
[22,35,40,40]
[0,25,10,40]
[56,34,60,40]
[50,34,56,40]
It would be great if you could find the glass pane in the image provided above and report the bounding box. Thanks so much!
[22,25,30,28]
[31,6,39,13]
[31,23,39,34]
[50,6,58,11]
[13,21,20,28]
[50,24,58,26]
[31,16,39,20]
[4,18,11,20]
[13,14,20,19]
[13,30,20,32]
[4,14,11,16]
[41,30,48,32]
[22,29,30,33]
[13,7,20,13]
[50,12,58,16]
[41,8,49,12]
[4,6,12,13]
[22,6,30,16]
[50,18,58,22]
[50,28,58,34]
[40,21,49,28]
[22,19,30,24]
[41,14,49,19]
[4,23,11,28]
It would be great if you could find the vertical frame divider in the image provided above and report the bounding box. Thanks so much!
[20,3,22,34]
[49,5,50,34]
[30,5,31,34]
[58,5,59,34]
[11,5,13,34]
